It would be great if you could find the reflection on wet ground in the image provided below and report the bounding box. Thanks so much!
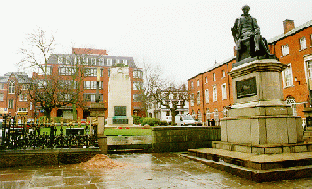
[1,153,312,188]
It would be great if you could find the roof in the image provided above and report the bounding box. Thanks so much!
[268,20,312,44]
[0,72,31,83]
[188,56,235,81]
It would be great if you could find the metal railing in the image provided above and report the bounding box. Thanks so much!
[0,116,98,150]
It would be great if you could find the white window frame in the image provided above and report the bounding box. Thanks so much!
[8,99,13,109]
[300,37,307,51]
[0,83,4,90]
[123,59,128,65]
[213,73,216,81]
[8,81,15,94]
[282,44,289,56]
[282,63,293,88]
[107,58,112,66]
[205,89,209,104]
[222,70,226,78]
[57,56,63,64]
[91,58,97,66]
[190,93,195,107]
[99,58,104,66]
[197,91,200,105]
[0,93,3,101]
[221,83,227,100]
[19,94,27,101]
[191,81,194,89]
[205,77,208,84]
[213,85,217,102]
[197,80,199,87]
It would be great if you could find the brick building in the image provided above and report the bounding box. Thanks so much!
[0,48,144,121]
[188,19,312,125]
[0,72,32,118]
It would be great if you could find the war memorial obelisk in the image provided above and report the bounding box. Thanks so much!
[188,5,312,182]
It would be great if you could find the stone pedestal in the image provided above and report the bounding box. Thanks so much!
[219,59,303,153]
[89,102,107,154]
[107,67,133,127]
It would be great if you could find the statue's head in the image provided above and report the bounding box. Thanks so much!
[242,5,250,14]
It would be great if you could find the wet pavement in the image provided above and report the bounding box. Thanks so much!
[1,153,312,188]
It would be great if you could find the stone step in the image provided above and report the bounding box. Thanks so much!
[304,131,312,136]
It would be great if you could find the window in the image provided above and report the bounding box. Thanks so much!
[65,56,71,65]
[213,73,216,81]
[107,59,112,66]
[99,58,104,66]
[59,66,75,75]
[300,37,307,50]
[58,56,63,64]
[191,81,194,89]
[205,89,209,103]
[205,77,208,84]
[222,70,226,78]
[0,83,4,90]
[282,64,293,87]
[85,68,102,77]
[19,94,27,101]
[91,58,97,66]
[84,81,103,89]
[17,108,27,112]
[8,99,13,109]
[282,45,289,56]
[190,93,195,106]
[310,34,312,47]
[83,94,103,102]
[38,80,47,88]
[197,80,200,87]
[0,93,3,101]
[196,91,200,105]
[133,70,143,78]
[58,93,72,102]
[22,84,29,90]
[306,60,312,80]
[122,59,128,65]
[38,66,52,75]
[8,81,15,94]
[133,81,141,90]
[82,57,88,65]
[214,109,219,122]
[221,83,227,100]
[133,94,140,102]
[213,85,217,102]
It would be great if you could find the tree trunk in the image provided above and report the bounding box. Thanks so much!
[171,109,176,126]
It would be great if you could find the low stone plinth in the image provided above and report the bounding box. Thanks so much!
[212,141,312,154]
[185,148,312,182]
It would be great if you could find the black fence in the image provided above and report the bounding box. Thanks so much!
[0,117,98,150]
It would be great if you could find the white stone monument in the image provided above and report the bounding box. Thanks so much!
[107,67,133,127]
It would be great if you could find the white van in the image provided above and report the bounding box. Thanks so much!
[163,115,196,126]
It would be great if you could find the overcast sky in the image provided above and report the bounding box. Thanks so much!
[1,0,312,83]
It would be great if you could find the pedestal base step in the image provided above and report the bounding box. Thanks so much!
[184,148,312,182]
[213,141,312,154]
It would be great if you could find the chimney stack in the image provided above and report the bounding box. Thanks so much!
[283,19,295,34]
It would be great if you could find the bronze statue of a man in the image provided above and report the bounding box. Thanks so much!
[232,5,273,64]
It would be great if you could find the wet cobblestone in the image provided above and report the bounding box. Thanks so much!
[1,153,312,188]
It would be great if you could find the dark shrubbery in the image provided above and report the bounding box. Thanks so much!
[132,115,143,125]
[141,117,161,126]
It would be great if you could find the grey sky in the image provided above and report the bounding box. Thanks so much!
[1,0,311,83]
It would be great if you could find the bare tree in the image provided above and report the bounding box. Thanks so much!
[19,28,87,120]
[134,62,165,116]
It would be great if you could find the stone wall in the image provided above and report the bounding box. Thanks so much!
[0,149,101,168]
[152,126,221,152]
